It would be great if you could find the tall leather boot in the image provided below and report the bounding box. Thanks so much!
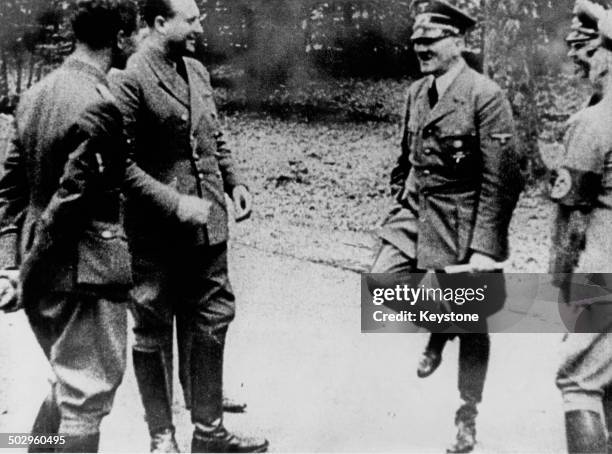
[190,336,268,453]
[178,333,247,415]
[133,349,179,453]
[565,410,607,454]
[457,334,489,405]
[28,392,60,453]
[57,433,100,453]
[603,387,612,453]
[448,335,490,453]
[447,402,477,453]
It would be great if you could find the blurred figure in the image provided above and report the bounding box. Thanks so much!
[109,0,266,452]
[551,1,612,452]
[371,1,522,452]
[0,0,139,451]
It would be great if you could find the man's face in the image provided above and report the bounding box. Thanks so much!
[162,0,203,55]
[586,44,611,87]
[567,40,599,79]
[413,35,463,76]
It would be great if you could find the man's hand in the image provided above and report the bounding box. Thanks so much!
[0,269,20,313]
[232,185,252,222]
[468,252,502,272]
[177,195,212,226]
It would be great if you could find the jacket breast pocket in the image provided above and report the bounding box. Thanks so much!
[77,221,132,291]
[438,134,478,177]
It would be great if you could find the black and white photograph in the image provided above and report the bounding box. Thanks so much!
[0,0,611,452]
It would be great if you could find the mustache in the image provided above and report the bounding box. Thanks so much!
[417,51,434,60]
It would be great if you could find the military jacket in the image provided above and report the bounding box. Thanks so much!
[550,96,612,273]
[379,63,522,269]
[0,57,132,304]
[110,43,246,251]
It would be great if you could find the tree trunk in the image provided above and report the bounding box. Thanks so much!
[0,49,9,101]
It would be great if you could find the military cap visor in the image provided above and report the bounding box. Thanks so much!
[566,29,599,43]
[410,1,476,42]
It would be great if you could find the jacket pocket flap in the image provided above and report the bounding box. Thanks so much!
[77,221,132,289]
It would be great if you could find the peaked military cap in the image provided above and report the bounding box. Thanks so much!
[566,10,600,43]
[569,0,612,47]
[411,1,476,41]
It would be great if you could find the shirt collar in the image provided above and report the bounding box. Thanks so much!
[63,55,108,85]
[433,58,465,98]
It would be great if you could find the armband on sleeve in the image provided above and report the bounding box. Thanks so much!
[549,167,602,208]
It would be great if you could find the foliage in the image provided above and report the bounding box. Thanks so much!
[0,0,71,112]
[214,71,410,122]
[304,1,415,77]
[0,0,592,182]
[479,0,575,180]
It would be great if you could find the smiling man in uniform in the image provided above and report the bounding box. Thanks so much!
[371,1,522,452]
[550,1,612,452]
[109,0,267,452]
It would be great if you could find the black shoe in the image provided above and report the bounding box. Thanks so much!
[447,420,476,454]
[417,350,442,378]
[192,428,268,453]
[223,397,247,414]
[150,427,180,453]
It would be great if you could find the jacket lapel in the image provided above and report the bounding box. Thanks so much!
[424,65,472,129]
[185,60,212,136]
[145,46,189,108]
[412,79,432,130]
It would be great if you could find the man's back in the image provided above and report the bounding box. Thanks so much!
[16,58,124,213]
[0,56,129,298]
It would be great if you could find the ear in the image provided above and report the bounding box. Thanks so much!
[153,15,167,34]
[454,36,466,52]
[116,29,128,50]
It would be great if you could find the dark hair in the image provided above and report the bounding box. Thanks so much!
[71,0,138,50]
[142,0,175,27]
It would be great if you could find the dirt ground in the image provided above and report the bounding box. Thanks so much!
[0,111,569,452]
[0,216,567,453]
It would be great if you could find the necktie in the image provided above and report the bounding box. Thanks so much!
[428,80,438,109]
[173,57,188,82]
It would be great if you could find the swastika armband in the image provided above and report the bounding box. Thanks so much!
[549,167,601,207]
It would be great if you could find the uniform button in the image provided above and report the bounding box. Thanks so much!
[101,230,113,239]
[198,172,205,179]
[424,148,432,155]
[181,114,188,122]
[423,169,431,176]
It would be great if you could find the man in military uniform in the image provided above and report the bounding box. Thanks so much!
[550,1,612,452]
[109,0,268,452]
[0,0,139,451]
[371,1,522,452]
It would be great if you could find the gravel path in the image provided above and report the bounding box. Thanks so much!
[0,239,566,453]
